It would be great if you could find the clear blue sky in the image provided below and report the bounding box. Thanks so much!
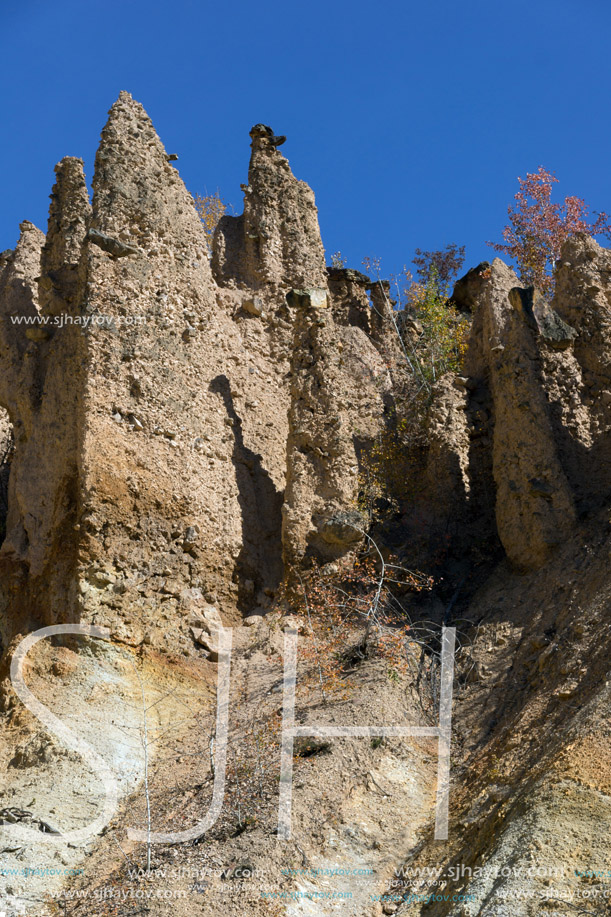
[2,0,610,281]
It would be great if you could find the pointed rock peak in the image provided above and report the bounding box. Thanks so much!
[39,158,91,315]
[105,90,153,131]
[14,221,45,269]
[451,261,491,313]
[44,157,91,269]
[54,155,88,188]
[17,220,44,241]
[0,222,41,276]
[51,157,90,219]
[214,122,327,290]
[91,94,208,263]
[0,222,43,323]
[490,257,518,283]
[558,230,603,265]
[96,91,162,173]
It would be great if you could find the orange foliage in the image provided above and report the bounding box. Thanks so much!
[194,190,226,251]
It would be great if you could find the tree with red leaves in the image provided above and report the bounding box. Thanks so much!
[412,243,465,289]
[488,166,611,295]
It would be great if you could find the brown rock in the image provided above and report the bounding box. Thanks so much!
[212,124,327,292]
[475,260,576,569]
[282,290,389,569]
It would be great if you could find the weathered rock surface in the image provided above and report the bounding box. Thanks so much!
[476,259,577,570]
[3,92,611,917]
[212,123,327,293]
[39,157,91,316]
[2,94,611,635]
[0,93,389,652]
[547,233,611,510]
[403,374,471,552]
[452,245,611,571]
[282,288,390,569]
[0,214,85,642]
[403,245,611,574]
[450,260,490,312]
[326,267,373,333]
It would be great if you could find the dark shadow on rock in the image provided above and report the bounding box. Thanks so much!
[210,374,283,613]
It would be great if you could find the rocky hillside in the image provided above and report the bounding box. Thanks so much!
[0,93,610,917]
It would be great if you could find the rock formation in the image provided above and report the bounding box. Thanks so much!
[387,244,611,576]
[282,287,390,569]
[467,259,577,570]
[0,93,389,653]
[3,92,611,917]
[2,94,611,654]
[549,233,611,509]
[212,122,327,292]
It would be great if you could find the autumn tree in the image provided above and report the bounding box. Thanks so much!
[194,190,227,252]
[364,246,468,395]
[488,166,611,295]
[412,243,465,289]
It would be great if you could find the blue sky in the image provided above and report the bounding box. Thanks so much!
[1,0,610,282]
